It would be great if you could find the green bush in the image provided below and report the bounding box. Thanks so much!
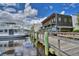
[73,29,79,32]
[73,27,79,32]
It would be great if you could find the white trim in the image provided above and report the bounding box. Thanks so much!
[72,16,78,28]
[57,26,73,28]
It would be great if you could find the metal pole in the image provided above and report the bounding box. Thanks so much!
[44,31,49,56]
[58,39,60,49]
[58,38,61,55]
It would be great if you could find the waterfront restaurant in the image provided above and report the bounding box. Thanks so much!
[41,13,73,32]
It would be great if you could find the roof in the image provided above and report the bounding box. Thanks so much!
[41,13,72,24]
[41,13,56,24]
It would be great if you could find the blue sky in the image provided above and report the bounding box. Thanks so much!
[0,3,79,17]
[31,3,79,17]
[0,3,79,23]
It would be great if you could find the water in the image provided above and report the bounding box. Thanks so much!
[0,48,5,55]
[0,37,37,56]
[22,38,37,56]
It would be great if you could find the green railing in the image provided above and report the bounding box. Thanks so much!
[30,31,49,55]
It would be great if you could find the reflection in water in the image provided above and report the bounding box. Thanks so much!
[0,37,37,56]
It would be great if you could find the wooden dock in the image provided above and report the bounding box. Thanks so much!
[37,32,79,56]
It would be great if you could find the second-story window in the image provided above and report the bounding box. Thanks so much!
[58,17,61,22]
[0,30,3,32]
[64,17,71,23]
[52,19,53,23]
[67,18,72,23]
[5,29,7,32]
[53,18,55,22]
[52,18,55,23]
[64,18,67,23]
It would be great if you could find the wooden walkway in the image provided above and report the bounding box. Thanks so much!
[38,33,79,56]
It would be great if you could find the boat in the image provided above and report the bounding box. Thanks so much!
[0,13,29,40]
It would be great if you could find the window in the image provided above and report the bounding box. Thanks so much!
[64,18,67,23]
[0,30,3,32]
[15,29,18,33]
[67,18,72,23]
[58,17,61,22]
[6,23,16,25]
[52,19,54,23]
[52,18,56,24]
[65,17,72,23]
[5,29,7,32]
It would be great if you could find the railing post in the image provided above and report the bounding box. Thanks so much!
[30,32,32,42]
[58,37,61,55]
[33,32,35,44]
[35,32,38,47]
[58,39,60,49]
[44,31,49,56]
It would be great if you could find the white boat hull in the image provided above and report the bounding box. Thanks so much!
[0,34,29,41]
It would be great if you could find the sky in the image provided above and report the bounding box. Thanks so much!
[0,3,79,24]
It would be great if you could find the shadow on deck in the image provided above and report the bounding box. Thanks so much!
[37,41,56,56]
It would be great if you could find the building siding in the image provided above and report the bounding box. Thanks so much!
[57,14,72,26]
[41,13,73,32]
[72,15,77,28]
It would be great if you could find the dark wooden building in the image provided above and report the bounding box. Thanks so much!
[41,13,73,32]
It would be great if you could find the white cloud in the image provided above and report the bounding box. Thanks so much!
[30,20,39,24]
[4,7,16,13]
[64,7,69,10]
[30,18,40,24]
[24,4,38,17]
[0,11,14,21]
[0,3,17,13]
[0,4,38,25]
[0,10,2,12]
[39,17,47,22]
[5,3,16,6]
[0,10,29,27]
[0,3,38,21]
[0,3,5,6]
[0,3,39,26]
[24,6,31,16]
[25,3,30,8]
[13,11,25,21]
[60,11,65,14]
[70,3,76,8]
[30,9,38,17]
[63,3,76,9]
[0,10,24,21]
[30,17,47,24]
[0,3,16,6]
[45,6,53,10]
[49,6,53,10]
[18,10,23,14]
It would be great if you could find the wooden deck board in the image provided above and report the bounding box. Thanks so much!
[39,34,79,56]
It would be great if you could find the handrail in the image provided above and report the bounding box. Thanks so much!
[49,43,70,56]
[38,32,79,56]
